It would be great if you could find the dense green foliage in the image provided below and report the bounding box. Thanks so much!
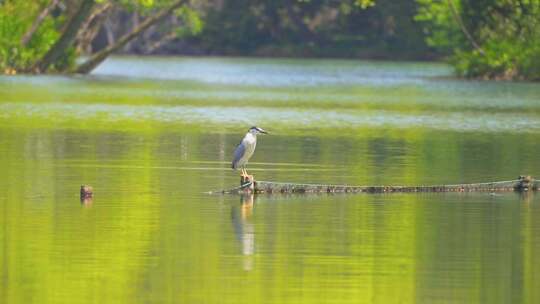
[188,0,429,59]
[0,1,64,72]
[416,0,540,80]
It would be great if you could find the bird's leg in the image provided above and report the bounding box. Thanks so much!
[244,169,254,182]
[240,168,249,185]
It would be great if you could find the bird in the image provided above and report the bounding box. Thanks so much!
[231,126,268,178]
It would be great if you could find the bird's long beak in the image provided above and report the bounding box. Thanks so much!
[259,129,268,134]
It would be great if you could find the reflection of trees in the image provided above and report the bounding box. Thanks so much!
[413,194,540,303]
[0,129,161,302]
[2,115,540,303]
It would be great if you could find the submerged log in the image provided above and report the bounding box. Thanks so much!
[219,175,537,195]
[514,175,534,191]
[240,175,255,193]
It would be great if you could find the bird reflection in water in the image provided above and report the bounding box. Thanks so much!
[231,193,255,271]
[80,196,93,207]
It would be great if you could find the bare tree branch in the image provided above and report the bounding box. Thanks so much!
[447,0,485,55]
[75,0,187,74]
[123,13,140,52]
[75,2,113,53]
[21,0,60,46]
[145,30,178,54]
[103,18,116,46]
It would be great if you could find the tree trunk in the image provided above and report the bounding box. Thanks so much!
[21,0,60,46]
[75,0,186,74]
[145,30,178,54]
[447,0,485,55]
[75,2,112,53]
[104,18,116,46]
[123,13,140,53]
[34,0,96,73]
[284,3,321,45]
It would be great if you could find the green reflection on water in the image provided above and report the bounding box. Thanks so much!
[1,57,540,303]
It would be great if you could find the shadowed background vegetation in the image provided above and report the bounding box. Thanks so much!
[1,0,540,80]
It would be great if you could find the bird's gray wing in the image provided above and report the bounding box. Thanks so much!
[231,142,245,169]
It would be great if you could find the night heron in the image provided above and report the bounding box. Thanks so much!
[231,126,268,178]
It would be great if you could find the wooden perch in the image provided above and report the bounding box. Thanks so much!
[218,175,537,195]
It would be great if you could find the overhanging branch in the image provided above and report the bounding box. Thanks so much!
[74,0,187,74]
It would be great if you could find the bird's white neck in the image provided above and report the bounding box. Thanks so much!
[245,132,257,141]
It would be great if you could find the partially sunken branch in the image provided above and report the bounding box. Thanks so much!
[218,176,537,195]
[75,0,187,74]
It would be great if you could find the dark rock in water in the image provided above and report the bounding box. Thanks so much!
[80,185,93,199]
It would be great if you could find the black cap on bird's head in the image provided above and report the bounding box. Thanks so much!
[249,126,268,134]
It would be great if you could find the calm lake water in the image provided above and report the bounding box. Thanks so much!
[1,57,540,303]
